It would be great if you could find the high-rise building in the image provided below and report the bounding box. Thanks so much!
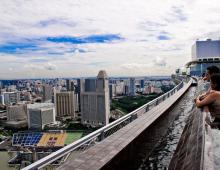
[140,80,145,89]
[123,80,130,95]
[75,79,81,112]
[6,104,27,121]
[55,92,76,118]
[27,103,55,130]
[129,78,135,96]
[2,92,20,105]
[0,94,4,105]
[109,84,116,98]
[192,39,220,60]
[81,70,110,126]
[0,81,3,89]
[187,39,220,76]
[109,84,113,100]
[66,79,70,91]
[66,79,75,91]
[70,81,75,91]
[42,84,52,102]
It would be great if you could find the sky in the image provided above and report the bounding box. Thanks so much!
[0,0,220,79]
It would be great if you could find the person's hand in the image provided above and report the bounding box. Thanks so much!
[203,76,207,81]
[194,96,199,103]
[194,98,197,103]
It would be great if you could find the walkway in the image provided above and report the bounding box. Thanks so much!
[58,81,192,170]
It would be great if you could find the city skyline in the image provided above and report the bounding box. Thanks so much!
[0,0,220,79]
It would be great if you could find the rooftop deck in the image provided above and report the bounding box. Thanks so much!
[57,81,192,170]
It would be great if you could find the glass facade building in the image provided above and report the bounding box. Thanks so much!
[186,39,220,76]
[187,61,220,76]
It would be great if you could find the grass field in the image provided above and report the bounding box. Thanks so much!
[65,132,83,145]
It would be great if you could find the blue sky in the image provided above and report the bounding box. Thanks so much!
[0,34,122,54]
[0,0,220,78]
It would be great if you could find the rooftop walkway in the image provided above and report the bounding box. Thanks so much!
[58,80,192,170]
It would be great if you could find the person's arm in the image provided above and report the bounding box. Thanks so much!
[199,93,208,100]
[196,92,216,108]
[199,88,211,100]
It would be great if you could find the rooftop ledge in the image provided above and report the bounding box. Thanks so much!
[169,106,214,170]
[57,80,192,170]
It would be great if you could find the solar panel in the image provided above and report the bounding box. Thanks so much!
[12,132,43,146]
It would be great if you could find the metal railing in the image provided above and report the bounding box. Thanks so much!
[22,77,190,170]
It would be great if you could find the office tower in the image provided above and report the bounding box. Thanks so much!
[192,39,220,60]
[66,79,75,91]
[27,103,55,130]
[187,39,220,76]
[55,92,75,118]
[66,79,70,91]
[115,82,124,95]
[74,92,79,113]
[109,84,116,98]
[124,84,129,95]
[140,80,145,89]
[70,81,75,91]
[7,104,27,121]
[81,70,110,126]
[129,78,135,96]
[3,92,20,105]
[109,84,113,100]
[0,95,4,105]
[42,84,52,102]
[75,79,81,112]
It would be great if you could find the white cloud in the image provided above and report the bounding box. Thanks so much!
[44,62,57,71]
[0,0,220,78]
[153,57,167,67]
[23,64,39,70]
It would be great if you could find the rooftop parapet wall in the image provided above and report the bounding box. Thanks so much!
[169,98,214,170]
[169,79,214,170]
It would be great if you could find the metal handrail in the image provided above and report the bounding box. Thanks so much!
[22,78,188,170]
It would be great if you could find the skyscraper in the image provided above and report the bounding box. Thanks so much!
[70,81,75,91]
[109,84,113,100]
[187,39,220,76]
[55,91,76,118]
[140,79,145,89]
[0,95,4,105]
[129,78,135,96]
[66,79,70,91]
[42,84,52,102]
[192,39,220,60]
[66,79,75,91]
[27,103,55,130]
[75,79,81,112]
[81,70,110,126]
